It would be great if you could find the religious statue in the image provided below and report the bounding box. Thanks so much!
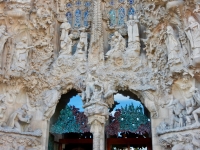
[0,95,6,119]
[74,40,87,61]
[79,27,88,52]
[126,15,140,48]
[90,81,104,103]
[0,25,9,69]
[185,16,200,66]
[7,104,32,132]
[43,86,61,120]
[105,31,125,58]
[60,18,73,55]
[85,74,96,103]
[104,82,117,107]
[185,97,197,125]
[168,99,185,128]
[192,88,200,125]
[165,26,181,65]
[11,37,33,71]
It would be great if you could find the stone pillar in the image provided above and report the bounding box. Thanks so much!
[84,102,109,150]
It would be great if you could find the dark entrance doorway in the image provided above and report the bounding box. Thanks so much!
[49,90,92,150]
[58,133,93,150]
[105,91,152,150]
[49,90,152,150]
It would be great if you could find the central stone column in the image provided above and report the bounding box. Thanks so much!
[84,102,109,150]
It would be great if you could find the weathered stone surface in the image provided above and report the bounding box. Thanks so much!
[0,0,199,149]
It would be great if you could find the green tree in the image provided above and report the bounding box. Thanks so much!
[50,105,81,134]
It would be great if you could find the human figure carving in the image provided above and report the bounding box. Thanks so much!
[85,74,96,103]
[165,26,181,66]
[185,98,196,125]
[60,18,73,55]
[90,81,104,103]
[43,86,61,120]
[0,95,6,119]
[7,104,32,132]
[0,25,9,69]
[106,31,126,58]
[126,15,140,47]
[168,99,185,128]
[185,16,200,66]
[74,40,87,62]
[192,88,200,125]
[12,37,33,71]
[79,27,88,52]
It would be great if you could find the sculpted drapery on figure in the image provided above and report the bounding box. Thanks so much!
[168,99,185,128]
[0,95,6,120]
[0,25,9,69]
[106,31,125,58]
[185,16,200,66]
[165,26,181,65]
[7,104,32,132]
[60,18,73,56]
[126,15,140,48]
[11,37,33,71]
[79,27,88,52]
[42,86,61,120]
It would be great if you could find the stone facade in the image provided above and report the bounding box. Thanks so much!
[0,0,200,149]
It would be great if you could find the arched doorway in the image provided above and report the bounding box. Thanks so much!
[48,90,152,150]
[106,90,152,150]
[48,89,93,150]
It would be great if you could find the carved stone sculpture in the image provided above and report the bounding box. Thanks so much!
[79,27,88,52]
[11,37,33,71]
[85,74,96,103]
[192,88,200,125]
[105,31,125,58]
[60,18,72,56]
[126,15,140,48]
[105,31,126,65]
[185,97,197,125]
[1,0,200,150]
[165,26,182,73]
[185,16,200,67]
[168,99,185,128]
[42,86,61,120]
[0,25,9,69]
[7,104,32,132]
[0,95,6,119]
[90,81,104,103]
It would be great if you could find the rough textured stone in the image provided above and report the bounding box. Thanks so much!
[0,0,199,149]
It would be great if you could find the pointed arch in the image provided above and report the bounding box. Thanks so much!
[66,12,72,25]
[74,9,81,28]
[118,6,125,26]
[84,10,89,27]
[128,7,135,16]
[109,9,116,26]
